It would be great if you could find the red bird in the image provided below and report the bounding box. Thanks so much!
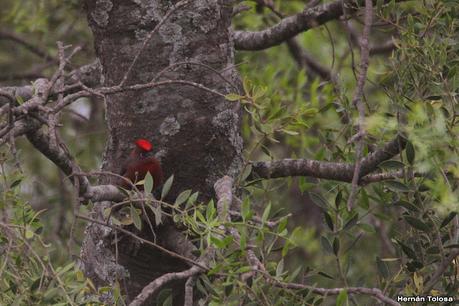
[120,139,164,191]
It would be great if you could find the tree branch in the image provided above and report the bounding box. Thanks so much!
[0,60,101,107]
[251,134,406,182]
[25,125,90,195]
[233,0,404,51]
[129,265,204,306]
[234,0,347,51]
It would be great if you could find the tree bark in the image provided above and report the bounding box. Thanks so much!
[80,0,242,304]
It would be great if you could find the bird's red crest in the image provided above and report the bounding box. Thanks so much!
[135,139,153,152]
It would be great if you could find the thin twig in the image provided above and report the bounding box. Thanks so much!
[75,214,206,270]
[346,0,373,211]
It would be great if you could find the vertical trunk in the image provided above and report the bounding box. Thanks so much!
[80,0,242,303]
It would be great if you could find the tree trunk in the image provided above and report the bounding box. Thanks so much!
[80,0,242,303]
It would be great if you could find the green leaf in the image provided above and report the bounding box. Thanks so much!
[206,200,216,220]
[359,188,369,210]
[282,239,291,257]
[144,172,153,194]
[253,86,267,99]
[385,180,411,192]
[343,213,359,231]
[404,216,430,232]
[210,236,233,249]
[10,179,22,189]
[379,160,405,169]
[276,258,284,278]
[440,212,457,228]
[358,223,375,234]
[321,236,333,254]
[161,175,174,199]
[25,228,34,239]
[277,218,288,234]
[332,237,340,256]
[281,129,299,136]
[260,144,273,158]
[130,204,142,230]
[239,226,247,250]
[243,78,252,95]
[324,212,334,231]
[397,240,417,260]
[241,197,251,221]
[406,141,415,164]
[335,191,343,209]
[376,256,389,279]
[262,202,271,223]
[152,205,162,225]
[56,262,74,277]
[393,200,419,212]
[240,164,252,183]
[336,290,348,306]
[156,289,172,305]
[16,95,24,105]
[318,271,334,280]
[310,192,329,210]
[225,93,243,101]
[175,189,192,206]
[187,191,199,206]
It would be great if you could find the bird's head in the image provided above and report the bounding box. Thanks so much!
[135,138,153,152]
[133,138,153,158]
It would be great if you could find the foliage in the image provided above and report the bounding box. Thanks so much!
[0,155,110,305]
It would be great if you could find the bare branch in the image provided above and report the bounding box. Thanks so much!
[0,61,101,107]
[0,118,36,146]
[360,170,423,185]
[25,125,90,194]
[233,0,405,51]
[360,134,406,175]
[184,276,196,306]
[53,79,226,113]
[251,135,406,183]
[129,265,203,306]
[214,176,234,222]
[83,184,125,202]
[234,0,347,51]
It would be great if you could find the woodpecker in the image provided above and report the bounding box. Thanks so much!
[120,139,164,192]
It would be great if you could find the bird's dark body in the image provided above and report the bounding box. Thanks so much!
[120,139,164,191]
[121,156,164,190]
